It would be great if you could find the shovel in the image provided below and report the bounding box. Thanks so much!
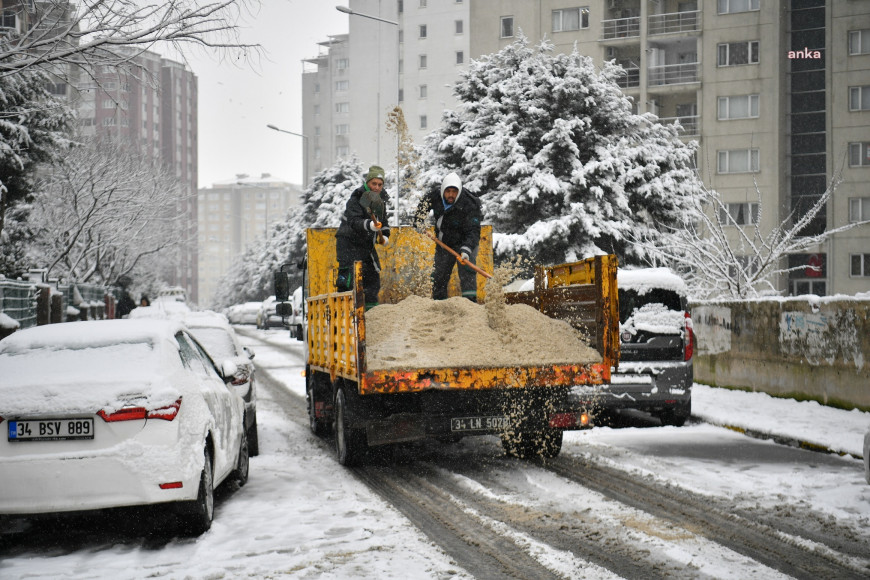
[420,231,492,279]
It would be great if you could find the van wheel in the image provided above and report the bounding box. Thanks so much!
[659,400,691,427]
[334,387,366,466]
[247,414,260,457]
[178,447,214,536]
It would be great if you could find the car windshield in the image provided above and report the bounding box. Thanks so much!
[187,327,237,361]
[619,288,682,322]
[0,341,160,386]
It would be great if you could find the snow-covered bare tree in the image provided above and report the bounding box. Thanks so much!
[0,0,258,80]
[26,137,188,285]
[210,156,366,308]
[418,35,703,266]
[633,175,870,299]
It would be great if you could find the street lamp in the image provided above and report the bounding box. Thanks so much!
[335,5,401,226]
[266,124,309,187]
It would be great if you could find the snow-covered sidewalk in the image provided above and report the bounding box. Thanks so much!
[692,384,868,458]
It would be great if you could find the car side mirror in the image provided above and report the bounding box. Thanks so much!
[276,302,293,317]
[274,271,290,301]
[221,359,239,382]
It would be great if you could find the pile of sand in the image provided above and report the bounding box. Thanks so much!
[365,294,601,371]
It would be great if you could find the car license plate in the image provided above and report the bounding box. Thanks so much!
[7,418,95,442]
[450,416,509,432]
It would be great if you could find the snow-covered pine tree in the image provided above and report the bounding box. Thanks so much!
[418,35,703,267]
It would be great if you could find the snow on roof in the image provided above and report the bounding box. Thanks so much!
[618,267,687,295]
[0,319,185,353]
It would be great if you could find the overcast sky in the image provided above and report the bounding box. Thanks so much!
[183,1,349,189]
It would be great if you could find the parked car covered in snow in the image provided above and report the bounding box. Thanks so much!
[226,302,261,325]
[256,296,283,330]
[574,267,694,426]
[0,319,249,535]
[185,311,259,456]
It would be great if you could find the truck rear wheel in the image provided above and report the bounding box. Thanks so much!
[334,387,366,466]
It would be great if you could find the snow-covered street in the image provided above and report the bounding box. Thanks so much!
[1,327,868,579]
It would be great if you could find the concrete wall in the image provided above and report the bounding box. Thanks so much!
[692,298,870,410]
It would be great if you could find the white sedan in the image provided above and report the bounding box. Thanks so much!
[0,319,249,535]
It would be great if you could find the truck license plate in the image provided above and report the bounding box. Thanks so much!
[8,418,95,442]
[450,416,509,432]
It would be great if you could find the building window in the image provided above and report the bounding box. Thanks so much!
[314,105,320,116]
[420,115,428,129]
[849,142,870,166]
[455,20,463,34]
[850,197,870,222]
[501,16,514,38]
[314,83,320,94]
[398,0,403,13]
[849,30,870,55]
[399,29,403,43]
[719,202,759,225]
[552,7,589,32]
[718,41,759,66]
[399,88,404,102]
[851,254,870,277]
[337,146,349,157]
[419,84,427,99]
[849,86,870,111]
[314,126,321,137]
[102,99,115,109]
[336,58,349,69]
[419,24,427,39]
[1,10,18,30]
[335,80,349,91]
[456,51,464,64]
[717,0,759,14]
[717,149,760,173]
[314,147,322,160]
[335,124,349,135]
[718,94,759,120]
[335,102,350,113]
[419,0,426,7]
[419,54,427,69]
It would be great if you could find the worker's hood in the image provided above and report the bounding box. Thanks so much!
[440,172,462,203]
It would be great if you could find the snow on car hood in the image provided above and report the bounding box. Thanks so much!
[0,339,184,417]
[620,302,685,336]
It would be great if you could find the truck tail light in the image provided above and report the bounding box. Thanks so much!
[684,312,694,361]
[98,398,182,422]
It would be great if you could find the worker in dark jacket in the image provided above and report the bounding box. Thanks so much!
[414,172,482,302]
[335,165,391,309]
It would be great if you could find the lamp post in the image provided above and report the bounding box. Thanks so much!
[336,5,401,226]
[266,124,309,187]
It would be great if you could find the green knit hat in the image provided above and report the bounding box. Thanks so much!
[365,165,385,183]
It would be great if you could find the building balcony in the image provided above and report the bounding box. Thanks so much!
[648,62,699,86]
[602,16,640,40]
[648,10,700,36]
[616,67,640,89]
[658,115,699,136]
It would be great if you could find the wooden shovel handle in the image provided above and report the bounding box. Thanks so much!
[422,231,492,279]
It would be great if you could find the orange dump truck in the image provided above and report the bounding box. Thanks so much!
[274,226,619,465]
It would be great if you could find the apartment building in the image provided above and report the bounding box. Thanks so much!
[73,50,200,301]
[197,175,303,306]
[307,0,870,296]
[303,0,469,188]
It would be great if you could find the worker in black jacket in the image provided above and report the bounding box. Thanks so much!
[335,165,391,309]
[414,172,482,302]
